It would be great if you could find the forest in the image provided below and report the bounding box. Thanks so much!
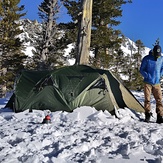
[0,0,146,96]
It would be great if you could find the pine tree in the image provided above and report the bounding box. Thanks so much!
[91,0,127,69]
[153,38,160,46]
[126,39,144,90]
[33,0,64,70]
[134,40,144,70]
[0,0,26,95]
[61,0,132,69]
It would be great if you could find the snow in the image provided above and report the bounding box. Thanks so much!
[23,45,35,58]
[0,91,163,163]
[63,43,75,65]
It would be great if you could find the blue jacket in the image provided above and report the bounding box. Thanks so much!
[140,52,163,85]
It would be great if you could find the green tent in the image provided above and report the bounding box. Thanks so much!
[5,65,144,114]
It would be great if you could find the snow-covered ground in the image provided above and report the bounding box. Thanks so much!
[0,91,163,163]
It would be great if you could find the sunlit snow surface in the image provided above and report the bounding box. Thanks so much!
[0,91,163,163]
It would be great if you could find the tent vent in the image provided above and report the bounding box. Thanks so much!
[89,78,108,95]
[70,92,74,97]
[34,75,53,91]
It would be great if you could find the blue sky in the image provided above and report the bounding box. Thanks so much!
[19,0,163,49]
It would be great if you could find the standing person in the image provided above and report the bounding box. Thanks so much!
[140,44,163,123]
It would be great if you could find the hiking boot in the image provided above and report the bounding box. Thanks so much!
[144,112,152,123]
[156,114,163,124]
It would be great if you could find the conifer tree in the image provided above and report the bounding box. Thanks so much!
[91,0,128,68]
[0,0,26,95]
[127,39,144,90]
[61,0,132,69]
[33,0,64,70]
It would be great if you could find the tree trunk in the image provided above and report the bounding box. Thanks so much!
[40,0,58,68]
[76,0,93,65]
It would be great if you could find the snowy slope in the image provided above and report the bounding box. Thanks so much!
[0,92,163,163]
[120,37,150,58]
[20,19,151,65]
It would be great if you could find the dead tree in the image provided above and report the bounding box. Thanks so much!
[76,0,93,65]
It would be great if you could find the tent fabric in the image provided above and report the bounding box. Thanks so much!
[5,65,144,114]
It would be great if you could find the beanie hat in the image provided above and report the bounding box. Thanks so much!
[153,45,162,57]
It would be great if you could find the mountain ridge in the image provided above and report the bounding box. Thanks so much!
[20,19,151,65]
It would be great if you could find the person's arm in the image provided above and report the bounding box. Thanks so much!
[160,57,163,76]
[140,57,148,78]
